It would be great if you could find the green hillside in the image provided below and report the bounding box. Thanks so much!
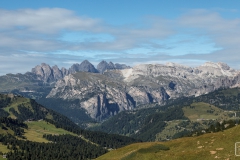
[0,93,140,160]
[97,125,240,160]
[182,102,235,121]
[90,88,240,141]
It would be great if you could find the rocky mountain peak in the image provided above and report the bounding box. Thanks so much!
[32,63,53,82]
[97,60,115,73]
[61,67,69,76]
[97,60,108,73]
[108,62,115,68]
[31,63,68,82]
[198,62,235,77]
[31,60,130,82]
[52,65,63,80]
[217,62,231,70]
[114,63,131,70]
[69,60,99,74]
[79,60,99,73]
[97,61,131,73]
[201,62,230,70]
[201,62,221,68]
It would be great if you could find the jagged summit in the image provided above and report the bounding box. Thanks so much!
[97,60,130,73]
[31,60,130,82]
[201,61,231,70]
[31,63,68,82]
[97,60,114,73]
[47,61,240,120]
[1,60,240,121]
[69,60,99,74]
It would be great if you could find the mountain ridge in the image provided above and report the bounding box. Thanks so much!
[1,61,240,122]
[31,60,131,83]
[47,62,240,120]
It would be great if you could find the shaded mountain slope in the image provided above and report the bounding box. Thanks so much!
[0,93,140,159]
[89,88,240,141]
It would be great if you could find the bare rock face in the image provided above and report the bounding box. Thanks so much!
[32,63,68,82]
[114,63,130,70]
[69,60,99,74]
[61,67,69,76]
[31,60,130,83]
[32,63,54,82]
[97,60,131,73]
[97,61,115,73]
[52,65,63,80]
[47,71,170,120]
[45,61,240,121]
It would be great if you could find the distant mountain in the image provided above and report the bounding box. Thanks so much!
[97,60,130,73]
[1,61,240,124]
[69,60,99,74]
[47,62,240,121]
[89,87,240,141]
[0,60,131,125]
[32,63,69,82]
[30,60,130,82]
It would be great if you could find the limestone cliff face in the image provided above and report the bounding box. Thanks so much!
[31,63,68,82]
[47,72,170,120]
[121,62,239,98]
[46,62,240,121]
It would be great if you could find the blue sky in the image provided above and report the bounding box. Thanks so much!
[0,0,240,75]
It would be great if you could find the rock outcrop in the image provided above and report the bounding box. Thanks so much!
[2,60,240,121]
[97,60,131,73]
[47,62,240,120]
[31,63,69,82]
[69,60,99,74]
[31,60,130,82]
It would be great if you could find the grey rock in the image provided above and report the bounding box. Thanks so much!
[97,60,131,73]
[52,65,63,80]
[69,60,98,74]
[32,63,67,82]
[32,63,54,82]
[47,61,240,121]
[97,61,115,73]
[114,63,131,70]
[61,67,69,77]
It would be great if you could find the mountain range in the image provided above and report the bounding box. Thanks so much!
[31,60,130,83]
[1,60,240,159]
[47,61,240,120]
[1,60,240,123]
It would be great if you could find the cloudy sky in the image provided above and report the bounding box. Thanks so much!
[0,0,240,75]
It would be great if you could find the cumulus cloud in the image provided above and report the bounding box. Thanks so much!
[0,8,174,54]
[175,9,240,68]
[0,8,101,33]
[1,8,240,75]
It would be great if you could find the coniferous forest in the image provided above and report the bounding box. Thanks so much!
[0,94,140,159]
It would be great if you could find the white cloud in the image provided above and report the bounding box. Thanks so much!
[1,8,240,75]
[0,8,174,54]
[0,8,101,33]
[180,9,240,47]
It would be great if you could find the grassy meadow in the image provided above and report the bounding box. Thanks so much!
[182,102,233,121]
[97,125,240,160]
[24,120,77,142]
